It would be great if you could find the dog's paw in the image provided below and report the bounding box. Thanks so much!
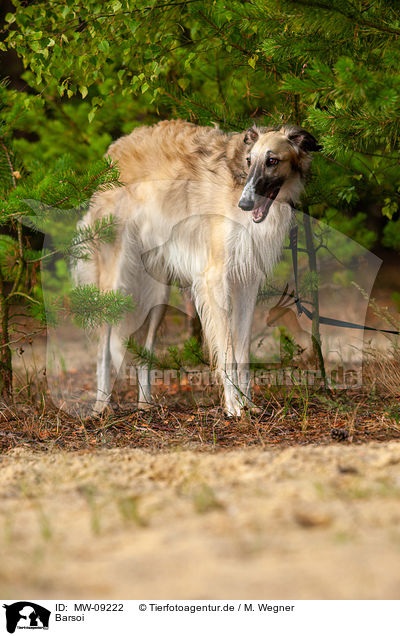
[224,403,261,418]
[244,404,262,415]
[91,402,113,419]
[137,401,155,411]
[224,404,242,418]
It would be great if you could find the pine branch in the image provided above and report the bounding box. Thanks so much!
[285,0,400,36]
[69,284,134,330]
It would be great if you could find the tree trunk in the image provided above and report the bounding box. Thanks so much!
[0,273,12,399]
[303,208,328,390]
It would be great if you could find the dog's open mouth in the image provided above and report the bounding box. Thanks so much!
[252,189,280,223]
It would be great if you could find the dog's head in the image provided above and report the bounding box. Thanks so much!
[238,125,320,223]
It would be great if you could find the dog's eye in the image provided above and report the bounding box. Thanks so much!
[246,157,251,167]
[266,157,279,166]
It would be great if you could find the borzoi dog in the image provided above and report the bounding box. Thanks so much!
[74,120,319,416]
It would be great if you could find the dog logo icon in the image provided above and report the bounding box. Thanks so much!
[3,602,51,633]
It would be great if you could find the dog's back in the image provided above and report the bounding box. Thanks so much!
[106,119,245,187]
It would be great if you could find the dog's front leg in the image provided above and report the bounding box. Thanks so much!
[93,324,112,415]
[200,267,243,417]
[230,279,261,411]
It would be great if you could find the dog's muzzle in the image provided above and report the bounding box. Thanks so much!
[238,197,254,211]
[238,187,280,223]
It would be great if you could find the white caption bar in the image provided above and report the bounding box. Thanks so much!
[1,600,398,636]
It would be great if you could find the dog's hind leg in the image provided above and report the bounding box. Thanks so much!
[109,314,134,379]
[93,324,112,415]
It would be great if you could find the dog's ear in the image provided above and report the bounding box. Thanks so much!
[243,124,259,145]
[286,127,321,153]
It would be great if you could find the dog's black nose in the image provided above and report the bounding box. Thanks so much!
[238,197,254,211]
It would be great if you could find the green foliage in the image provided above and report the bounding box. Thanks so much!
[383,218,400,251]
[278,327,299,365]
[3,156,119,221]
[127,335,208,370]
[300,271,319,296]
[322,211,377,252]
[69,215,117,260]
[26,293,60,328]
[3,0,400,252]
[0,235,19,279]
[69,284,134,329]
[182,337,208,366]
[0,78,127,397]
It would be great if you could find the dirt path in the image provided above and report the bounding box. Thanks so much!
[1,442,400,600]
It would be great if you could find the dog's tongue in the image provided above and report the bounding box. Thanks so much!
[252,199,268,223]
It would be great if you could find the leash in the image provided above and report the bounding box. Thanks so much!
[289,223,400,336]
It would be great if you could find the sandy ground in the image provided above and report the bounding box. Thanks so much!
[1,442,400,600]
